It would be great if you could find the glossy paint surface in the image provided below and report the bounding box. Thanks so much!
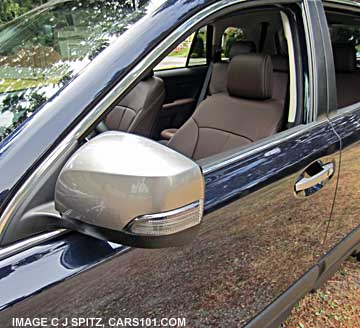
[0,1,358,327]
[326,107,360,249]
[0,233,126,311]
[0,0,216,213]
[0,120,340,327]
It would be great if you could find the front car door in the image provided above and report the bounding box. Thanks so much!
[0,1,347,327]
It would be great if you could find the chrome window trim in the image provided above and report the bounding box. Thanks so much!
[281,11,298,123]
[302,0,317,123]
[328,102,360,120]
[0,0,300,244]
[200,118,329,175]
[0,229,67,261]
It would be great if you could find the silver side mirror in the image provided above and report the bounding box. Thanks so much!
[55,131,205,248]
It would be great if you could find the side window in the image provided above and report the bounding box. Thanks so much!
[0,1,146,144]
[221,26,246,60]
[326,11,360,109]
[329,22,360,68]
[155,27,207,70]
[188,26,207,67]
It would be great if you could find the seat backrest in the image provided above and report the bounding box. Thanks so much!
[332,43,360,108]
[209,41,257,95]
[168,54,285,160]
[105,73,165,137]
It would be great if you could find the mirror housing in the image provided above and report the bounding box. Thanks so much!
[55,132,205,248]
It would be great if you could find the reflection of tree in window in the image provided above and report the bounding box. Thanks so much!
[330,24,360,68]
[330,25,359,45]
[222,27,246,58]
[0,0,152,143]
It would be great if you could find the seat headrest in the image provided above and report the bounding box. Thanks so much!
[227,54,273,100]
[271,55,289,72]
[229,41,256,59]
[333,43,356,73]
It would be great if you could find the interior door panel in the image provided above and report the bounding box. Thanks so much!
[156,66,207,103]
[153,66,207,139]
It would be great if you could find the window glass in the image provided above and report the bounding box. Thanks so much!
[155,26,208,70]
[188,26,207,67]
[0,0,151,144]
[221,26,246,60]
[155,33,195,71]
[326,12,360,109]
[329,23,360,68]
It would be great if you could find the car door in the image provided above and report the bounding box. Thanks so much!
[0,122,341,328]
[0,1,343,328]
[317,1,360,282]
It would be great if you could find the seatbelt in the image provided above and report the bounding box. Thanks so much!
[196,62,213,107]
[259,22,269,53]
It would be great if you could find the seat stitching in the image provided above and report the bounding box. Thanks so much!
[119,106,137,114]
[198,126,254,143]
[263,56,266,98]
[114,106,127,130]
[191,118,200,159]
[221,132,232,154]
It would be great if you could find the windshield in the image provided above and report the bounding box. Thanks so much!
[0,0,151,143]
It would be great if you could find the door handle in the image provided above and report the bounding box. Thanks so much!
[295,162,334,192]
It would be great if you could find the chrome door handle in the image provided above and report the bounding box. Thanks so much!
[295,162,334,192]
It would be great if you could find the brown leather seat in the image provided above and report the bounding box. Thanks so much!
[160,41,257,141]
[161,128,177,140]
[271,55,289,101]
[209,41,257,95]
[168,54,284,160]
[210,53,290,100]
[333,43,360,108]
[105,72,165,137]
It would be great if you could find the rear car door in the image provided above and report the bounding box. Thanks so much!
[0,1,344,328]
[319,1,360,276]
